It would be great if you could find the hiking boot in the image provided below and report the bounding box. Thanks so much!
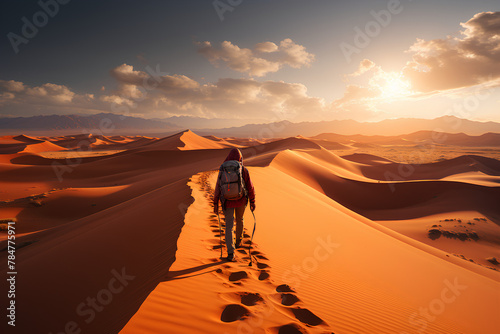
[225,253,235,262]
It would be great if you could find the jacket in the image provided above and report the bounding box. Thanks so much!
[213,148,255,209]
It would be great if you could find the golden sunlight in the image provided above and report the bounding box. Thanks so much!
[371,71,412,100]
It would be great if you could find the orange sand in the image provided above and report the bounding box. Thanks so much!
[0,130,498,334]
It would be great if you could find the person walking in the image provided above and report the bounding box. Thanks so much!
[213,148,256,261]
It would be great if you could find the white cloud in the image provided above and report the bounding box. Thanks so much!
[349,59,376,77]
[278,38,315,68]
[403,11,500,92]
[0,64,335,121]
[196,38,315,77]
[0,81,81,106]
[254,41,278,53]
[335,84,381,105]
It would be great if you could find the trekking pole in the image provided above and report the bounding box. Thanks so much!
[248,210,257,266]
[217,211,223,259]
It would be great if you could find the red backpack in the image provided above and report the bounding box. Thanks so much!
[219,160,247,200]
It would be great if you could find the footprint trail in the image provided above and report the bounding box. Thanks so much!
[197,171,335,333]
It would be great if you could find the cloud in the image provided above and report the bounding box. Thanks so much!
[103,64,330,120]
[196,38,315,77]
[254,42,278,53]
[0,80,25,92]
[0,64,335,121]
[330,13,500,122]
[403,11,500,92]
[278,38,315,68]
[0,80,93,108]
[110,64,199,97]
[349,59,376,77]
[335,84,381,105]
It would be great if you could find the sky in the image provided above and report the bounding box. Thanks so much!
[1,0,499,125]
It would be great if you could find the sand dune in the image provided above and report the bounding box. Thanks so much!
[13,134,44,143]
[341,153,394,164]
[47,133,96,149]
[271,150,500,222]
[302,137,352,150]
[20,141,67,154]
[0,141,66,155]
[222,137,271,147]
[0,135,62,154]
[314,131,500,147]
[137,129,230,151]
[0,129,499,333]
[33,133,157,151]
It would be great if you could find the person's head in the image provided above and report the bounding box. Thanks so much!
[225,148,243,162]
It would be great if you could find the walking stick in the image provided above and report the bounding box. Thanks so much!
[248,210,257,266]
[217,211,223,259]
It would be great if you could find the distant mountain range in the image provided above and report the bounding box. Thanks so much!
[152,116,263,129]
[312,130,500,147]
[1,113,500,137]
[196,116,500,137]
[0,113,179,135]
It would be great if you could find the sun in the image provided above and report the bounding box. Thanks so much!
[383,76,411,98]
[370,72,412,100]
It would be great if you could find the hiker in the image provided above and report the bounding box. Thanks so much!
[213,148,256,261]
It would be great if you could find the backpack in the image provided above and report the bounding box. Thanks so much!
[219,160,247,200]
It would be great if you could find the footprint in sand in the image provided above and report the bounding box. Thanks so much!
[272,285,325,327]
[270,293,300,306]
[275,323,309,334]
[280,293,300,306]
[221,304,250,322]
[240,292,263,306]
[228,271,249,282]
[258,270,270,281]
[206,238,222,245]
[276,284,295,293]
[213,269,250,285]
[256,262,270,269]
[220,291,264,306]
[290,308,324,326]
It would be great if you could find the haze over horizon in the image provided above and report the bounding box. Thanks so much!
[1,0,500,127]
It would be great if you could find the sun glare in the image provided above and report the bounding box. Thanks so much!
[371,72,412,100]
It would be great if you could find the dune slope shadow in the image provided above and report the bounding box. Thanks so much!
[0,180,192,334]
[0,144,228,334]
[325,177,500,220]
[272,150,500,220]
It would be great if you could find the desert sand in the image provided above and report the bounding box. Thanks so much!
[0,130,499,333]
